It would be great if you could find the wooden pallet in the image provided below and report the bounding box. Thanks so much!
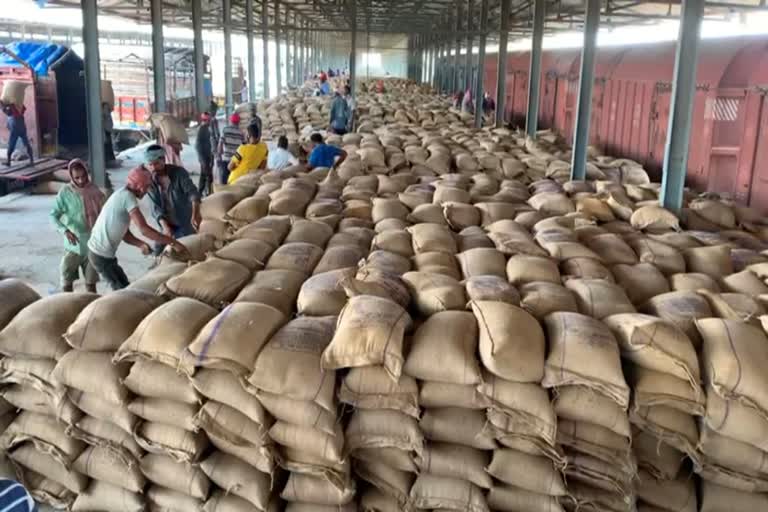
[0,158,67,181]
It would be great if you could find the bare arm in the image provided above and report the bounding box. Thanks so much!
[123,230,146,248]
[129,208,176,245]
[333,149,347,169]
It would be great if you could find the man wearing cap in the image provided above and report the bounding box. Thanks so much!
[88,167,189,290]
[195,112,215,196]
[216,113,245,185]
[143,145,202,255]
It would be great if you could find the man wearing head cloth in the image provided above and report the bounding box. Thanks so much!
[142,144,202,255]
[87,166,189,290]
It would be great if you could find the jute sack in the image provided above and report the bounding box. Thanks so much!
[52,351,130,404]
[487,449,566,496]
[464,275,520,305]
[364,250,412,274]
[695,460,768,493]
[115,297,218,368]
[64,289,164,351]
[230,218,291,248]
[527,192,575,216]
[249,316,337,413]
[1,386,79,426]
[163,258,251,306]
[201,451,270,510]
[458,226,494,252]
[611,263,670,304]
[408,203,448,225]
[313,245,365,275]
[127,260,187,294]
[124,359,200,404]
[561,258,614,283]
[476,203,531,227]
[265,242,324,275]
[354,459,414,508]
[444,202,481,230]
[700,481,768,512]
[705,386,768,451]
[0,411,85,467]
[641,290,712,349]
[321,295,412,381]
[471,301,545,383]
[415,442,491,489]
[487,484,565,512]
[630,205,680,231]
[633,428,685,480]
[697,318,768,419]
[257,390,337,437]
[192,369,268,426]
[543,312,630,409]
[269,421,344,464]
[564,452,634,498]
[0,292,98,359]
[603,313,700,385]
[637,470,697,512]
[345,409,424,454]
[280,474,355,506]
[700,291,765,324]
[0,80,28,107]
[147,485,204,511]
[372,230,414,258]
[68,390,136,433]
[306,199,344,219]
[359,487,406,512]
[214,239,273,271]
[690,199,736,228]
[202,192,243,221]
[506,255,560,285]
[722,269,768,295]
[10,444,88,492]
[542,240,604,262]
[552,386,630,438]
[195,400,268,447]
[141,453,210,498]
[180,302,286,376]
[73,445,145,492]
[128,397,198,431]
[19,468,76,509]
[565,279,636,319]
[631,367,705,416]
[683,245,733,278]
[339,365,419,417]
[401,271,466,315]
[0,357,61,401]
[626,236,686,275]
[561,480,632,512]
[234,269,306,315]
[65,415,143,467]
[224,196,270,228]
[456,248,506,279]
[0,278,40,331]
[629,404,698,456]
[71,480,144,512]
[285,219,335,248]
[420,381,490,410]
[134,421,209,463]
[585,234,638,265]
[371,198,410,224]
[409,474,489,512]
[404,311,480,385]
[420,407,497,450]
[269,189,312,217]
[577,197,615,222]
[163,233,220,263]
[353,446,417,474]
[520,281,579,319]
[204,489,271,512]
[408,223,458,254]
[699,426,768,477]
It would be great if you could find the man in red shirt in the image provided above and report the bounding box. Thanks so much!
[0,101,33,166]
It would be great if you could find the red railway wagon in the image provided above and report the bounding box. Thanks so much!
[484,36,768,211]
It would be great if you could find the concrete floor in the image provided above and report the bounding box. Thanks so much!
[0,142,203,296]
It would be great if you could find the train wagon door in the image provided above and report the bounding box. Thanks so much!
[707,88,748,199]
[747,91,768,210]
[649,82,671,176]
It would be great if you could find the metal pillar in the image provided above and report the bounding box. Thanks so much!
[223,0,233,113]
[465,0,474,91]
[262,0,269,99]
[473,0,488,128]
[526,0,545,136]
[292,15,299,85]
[192,0,206,113]
[150,0,166,113]
[81,0,106,188]
[300,22,306,82]
[275,1,282,94]
[453,1,461,93]
[569,0,600,180]
[350,1,358,94]
[660,0,704,210]
[285,10,291,87]
[495,0,510,127]
[245,0,256,102]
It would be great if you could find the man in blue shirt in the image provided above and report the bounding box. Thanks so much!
[307,133,347,170]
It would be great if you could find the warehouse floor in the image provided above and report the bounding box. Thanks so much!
[0,142,204,296]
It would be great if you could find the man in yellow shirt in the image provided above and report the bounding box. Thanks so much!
[228,122,268,184]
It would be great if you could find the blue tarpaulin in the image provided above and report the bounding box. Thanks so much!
[0,42,78,76]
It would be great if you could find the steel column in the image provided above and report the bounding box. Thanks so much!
[526,0,545,136]
[496,0,510,127]
[292,15,299,85]
[223,0,233,113]
[275,3,282,95]
[454,1,461,93]
[81,0,106,188]
[569,0,600,180]
[473,0,488,128]
[660,0,704,211]
[192,0,206,113]
[150,0,166,113]
[350,1,358,94]
[465,0,474,91]
[262,0,269,99]
[284,9,291,87]
[245,0,256,102]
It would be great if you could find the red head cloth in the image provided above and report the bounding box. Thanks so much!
[200,112,211,122]
[126,166,153,191]
[230,113,241,125]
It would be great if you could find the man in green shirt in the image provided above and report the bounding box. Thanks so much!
[49,159,106,292]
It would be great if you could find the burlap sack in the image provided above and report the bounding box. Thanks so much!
[408,203,448,225]
[256,389,336,436]
[285,219,335,248]
[434,186,471,206]
[0,411,85,467]
[401,271,465,315]
[134,421,209,463]
[371,198,410,224]
[128,397,198,431]
[195,400,268,450]
[359,487,406,512]
[633,428,685,480]
[68,390,136,433]
[506,255,560,285]
[52,350,130,404]
[683,245,733,278]
[462,276,518,305]
[631,366,705,416]
[234,269,306,314]
[565,279,636,319]
[699,426,768,477]
[487,484,565,512]
[115,297,218,368]
[409,474,489,512]
[280,473,356,506]
[10,444,88,492]
[669,273,719,293]
[127,261,188,294]
[0,292,98,359]
[230,216,292,247]
[705,386,768,451]
[414,443,490,489]
[552,386,630,438]
[630,404,698,456]
[147,485,204,511]
[249,316,337,412]
[630,205,680,231]
[313,245,365,275]
[0,278,40,331]
[339,365,419,417]
[626,236,686,275]
[487,449,566,496]
[722,269,768,295]
[584,234,638,266]
[214,239,274,271]
[355,459,414,508]
[192,369,267,426]
[371,230,414,258]
[456,248,506,280]
[528,192,575,216]
[700,481,768,512]
[19,468,76,509]
[577,197,615,222]
[471,301,544,383]
[520,281,579,319]
[420,407,496,450]
[224,196,270,227]
[322,295,411,380]
[163,257,252,307]
[543,312,630,409]
[71,480,144,512]
[204,489,269,512]
[297,268,355,316]
[201,451,271,509]
[0,357,61,402]
[202,192,243,221]
[66,415,143,466]
[690,199,736,228]
[609,263,670,305]
[264,242,324,275]
[561,257,615,282]
[364,250,412,274]
[140,452,210,499]
[487,226,546,257]
[698,318,768,419]
[701,291,765,324]
[124,359,200,404]
[269,420,343,465]
[73,445,145,492]
[420,381,490,409]
[564,452,634,500]
[641,290,711,349]
[408,223,458,254]
[0,80,28,107]
[346,409,424,454]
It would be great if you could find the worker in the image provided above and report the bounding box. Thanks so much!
[462,88,474,114]
[0,100,33,167]
[375,80,385,94]
[217,113,245,185]
[227,122,268,184]
[208,100,221,146]
[49,159,105,293]
[88,167,189,291]
[102,102,116,166]
[328,89,351,135]
[143,145,202,255]
[343,85,355,132]
[267,135,299,171]
[195,112,215,196]
[483,92,496,117]
[307,133,347,170]
[318,74,331,96]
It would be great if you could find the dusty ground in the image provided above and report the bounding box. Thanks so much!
[0,142,204,296]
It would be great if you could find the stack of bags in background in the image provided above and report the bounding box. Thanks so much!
[0,284,96,509]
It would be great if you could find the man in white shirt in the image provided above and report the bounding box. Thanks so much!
[267,135,299,171]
